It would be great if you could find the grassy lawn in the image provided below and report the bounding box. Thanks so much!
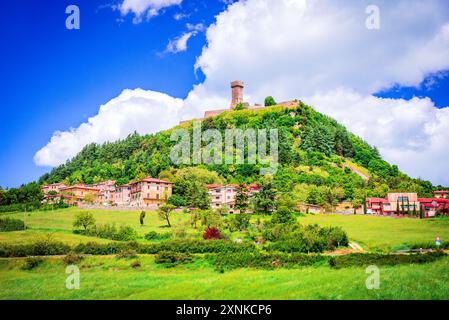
[300,214,449,250]
[1,255,448,300]
[1,208,449,300]
[1,208,447,250]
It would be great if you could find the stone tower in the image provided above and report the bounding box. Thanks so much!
[230,80,244,108]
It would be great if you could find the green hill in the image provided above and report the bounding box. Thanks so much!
[37,101,435,208]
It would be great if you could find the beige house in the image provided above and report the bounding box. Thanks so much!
[60,184,100,206]
[114,184,131,206]
[206,184,259,213]
[129,177,173,207]
[93,180,116,204]
[42,183,67,201]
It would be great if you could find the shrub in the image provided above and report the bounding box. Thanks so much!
[144,231,171,241]
[210,251,327,270]
[154,251,192,267]
[79,223,138,241]
[0,240,256,257]
[22,257,44,270]
[264,223,349,253]
[116,249,138,259]
[0,218,26,232]
[203,227,221,240]
[329,252,446,269]
[271,206,295,224]
[130,260,141,269]
[62,252,83,265]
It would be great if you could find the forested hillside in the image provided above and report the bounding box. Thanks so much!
[34,102,436,209]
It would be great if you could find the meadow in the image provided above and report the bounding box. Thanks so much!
[1,208,449,300]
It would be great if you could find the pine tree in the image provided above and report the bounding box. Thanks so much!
[234,184,249,214]
[253,178,277,215]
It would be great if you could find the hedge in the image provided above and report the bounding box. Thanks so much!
[209,251,328,270]
[329,252,447,269]
[0,239,256,257]
[0,218,26,232]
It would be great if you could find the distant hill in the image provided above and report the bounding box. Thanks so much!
[39,102,436,206]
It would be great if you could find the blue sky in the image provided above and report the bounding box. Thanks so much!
[1,0,449,188]
[0,0,225,188]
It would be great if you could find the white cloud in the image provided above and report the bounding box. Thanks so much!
[166,23,206,53]
[307,89,449,185]
[173,12,189,20]
[34,89,183,167]
[166,32,195,53]
[35,0,449,185]
[119,0,182,23]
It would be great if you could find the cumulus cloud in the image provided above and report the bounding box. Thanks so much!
[35,0,449,185]
[119,0,182,23]
[307,89,449,185]
[34,89,183,167]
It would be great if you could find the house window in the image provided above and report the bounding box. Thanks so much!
[156,194,160,200]
[216,196,220,200]
[398,196,409,202]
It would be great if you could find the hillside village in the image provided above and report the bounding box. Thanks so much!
[39,81,449,219]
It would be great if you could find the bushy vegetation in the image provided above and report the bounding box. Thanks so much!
[262,222,348,253]
[329,252,446,269]
[0,239,256,257]
[203,227,221,240]
[76,223,138,241]
[62,252,83,265]
[154,251,192,267]
[22,257,44,271]
[0,218,26,232]
[116,249,138,259]
[144,231,171,241]
[210,251,327,271]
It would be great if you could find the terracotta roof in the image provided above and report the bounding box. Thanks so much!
[366,197,388,203]
[418,198,449,203]
[139,177,173,184]
[435,190,449,193]
[61,184,100,191]
[206,184,225,189]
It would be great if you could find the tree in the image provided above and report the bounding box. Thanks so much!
[230,214,251,231]
[272,206,295,224]
[419,204,424,219]
[234,184,249,213]
[190,209,202,229]
[47,190,58,210]
[264,96,277,107]
[300,123,334,157]
[73,212,95,231]
[200,209,223,228]
[139,211,146,226]
[158,204,175,228]
[216,205,229,216]
[168,194,186,207]
[253,178,277,214]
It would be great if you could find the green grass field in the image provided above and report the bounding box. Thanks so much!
[1,255,449,300]
[1,208,449,300]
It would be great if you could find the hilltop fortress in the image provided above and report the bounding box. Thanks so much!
[180,81,299,124]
